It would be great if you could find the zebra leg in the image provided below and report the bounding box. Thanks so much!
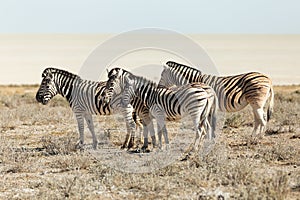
[162,125,169,150]
[127,126,135,150]
[75,113,85,149]
[156,117,169,150]
[192,112,206,153]
[84,113,98,149]
[151,105,166,150]
[192,122,201,152]
[148,120,157,148]
[203,119,212,140]
[133,112,143,147]
[142,124,149,150]
[136,118,143,147]
[194,119,207,152]
[157,124,163,149]
[141,117,156,150]
[252,107,266,136]
[208,99,217,139]
[122,122,131,149]
[252,107,266,135]
[121,105,136,149]
[211,115,217,139]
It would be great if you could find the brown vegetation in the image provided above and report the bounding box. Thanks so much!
[0,85,299,199]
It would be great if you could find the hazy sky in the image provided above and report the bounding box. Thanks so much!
[1,0,299,34]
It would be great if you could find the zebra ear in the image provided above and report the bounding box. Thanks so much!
[117,68,123,78]
[124,75,134,85]
[42,69,52,78]
[163,63,169,70]
[106,68,109,74]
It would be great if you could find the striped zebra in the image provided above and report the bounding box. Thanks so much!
[161,84,217,139]
[102,68,216,151]
[35,67,156,150]
[158,61,274,135]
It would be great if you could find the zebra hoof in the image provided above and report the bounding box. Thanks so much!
[92,142,98,150]
[127,138,135,149]
[165,144,170,151]
[121,140,129,149]
[141,145,148,150]
[75,144,80,149]
[75,142,84,150]
[152,143,159,149]
[141,146,151,153]
[132,148,141,153]
[127,145,134,150]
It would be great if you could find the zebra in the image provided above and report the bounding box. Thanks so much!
[160,83,217,139]
[35,67,156,150]
[102,68,216,151]
[158,61,274,135]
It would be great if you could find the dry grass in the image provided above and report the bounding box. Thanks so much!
[0,85,299,199]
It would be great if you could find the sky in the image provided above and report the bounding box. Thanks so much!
[0,0,299,34]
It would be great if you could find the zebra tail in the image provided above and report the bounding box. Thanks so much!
[267,86,274,122]
[210,97,217,138]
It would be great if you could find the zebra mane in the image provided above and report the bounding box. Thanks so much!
[42,67,79,79]
[136,74,157,88]
[166,61,202,74]
[110,67,158,88]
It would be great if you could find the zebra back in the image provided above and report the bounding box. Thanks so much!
[158,61,202,88]
[160,61,273,112]
[105,68,211,120]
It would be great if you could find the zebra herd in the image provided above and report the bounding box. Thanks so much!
[35,68,155,150]
[36,61,274,153]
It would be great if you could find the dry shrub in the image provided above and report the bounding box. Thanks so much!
[275,91,300,104]
[234,171,289,200]
[0,99,73,131]
[265,125,296,135]
[0,85,299,199]
[0,137,39,173]
[223,106,253,129]
[257,141,297,163]
[40,133,78,156]
[273,92,300,127]
[35,173,105,199]
[224,113,246,128]
[0,93,35,108]
[290,170,300,193]
[188,140,293,199]
[49,153,92,172]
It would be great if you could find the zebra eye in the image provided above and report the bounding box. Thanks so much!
[44,78,52,84]
[110,75,117,79]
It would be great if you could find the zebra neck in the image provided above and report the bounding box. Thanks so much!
[171,66,202,85]
[135,77,157,107]
[56,76,76,102]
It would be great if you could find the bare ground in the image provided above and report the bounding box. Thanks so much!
[0,85,299,199]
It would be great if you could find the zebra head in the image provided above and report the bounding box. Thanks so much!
[102,67,135,105]
[158,62,175,88]
[102,68,123,104]
[158,61,200,88]
[36,68,58,105]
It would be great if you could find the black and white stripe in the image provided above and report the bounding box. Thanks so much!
[103,68,216,151]
[158,61,274,135]
[36,67,155,150]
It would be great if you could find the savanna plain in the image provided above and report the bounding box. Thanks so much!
[0,84,299,199]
